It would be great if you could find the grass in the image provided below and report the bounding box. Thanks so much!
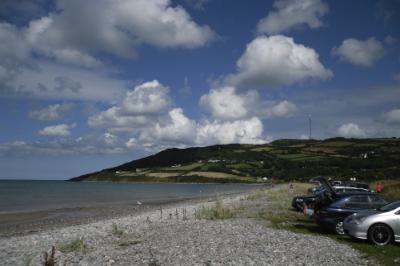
[370,180,400,201]
[111,223,142,247]
[111,223,125,236]
[195,200,238,220]
[256,183,400,266]
[58,239,87,253]
[246,189,270,201]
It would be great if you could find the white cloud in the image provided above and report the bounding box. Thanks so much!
[196,117,266,145]
[225,35,332,90]
[29,103,73,121]
[200,86,298,120]
[257,0,329,34]
[383,109,400,124]
[264,100,298,118]
[0,23,33,90]
[38,123,76,137]
[200,87,253,120]
[332,37,385,67]
[25,0,215,63]
[122,80,172,115]
[8,61,128,101]
[139,108,197,145]
[0,0,215,99]
[88,106,151,133]
[88,80,172,132]
[337,123,366,138]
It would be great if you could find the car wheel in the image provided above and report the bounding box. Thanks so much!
[335,220,345,235]
[368,224,393,246]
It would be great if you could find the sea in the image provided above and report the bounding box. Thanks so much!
[0,180,256,213]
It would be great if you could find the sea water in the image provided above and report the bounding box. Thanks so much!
[0,180,255,213]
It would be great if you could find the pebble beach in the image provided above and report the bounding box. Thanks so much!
[0,187,376,266]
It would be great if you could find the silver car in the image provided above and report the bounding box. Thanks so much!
[343,201,400,245]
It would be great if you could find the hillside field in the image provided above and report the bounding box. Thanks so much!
[70,138,400,183]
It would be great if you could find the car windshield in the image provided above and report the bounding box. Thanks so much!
[378,201,400,211]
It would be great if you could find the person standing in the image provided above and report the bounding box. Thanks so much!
[375,182,382,193]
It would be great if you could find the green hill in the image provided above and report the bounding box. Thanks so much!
[69,138,400,183]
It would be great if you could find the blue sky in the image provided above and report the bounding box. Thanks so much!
[0,0,399,180]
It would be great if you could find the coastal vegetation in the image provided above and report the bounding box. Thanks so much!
[58,239,86,253]
[195,200,238,220]
[71,137,400,183]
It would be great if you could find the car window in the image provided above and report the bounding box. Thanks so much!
[349,196,368,202]
[345,195,370,209]
[369,195,385,203]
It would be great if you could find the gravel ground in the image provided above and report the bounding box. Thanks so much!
[0,192,376,266]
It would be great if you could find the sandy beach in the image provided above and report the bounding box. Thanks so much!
[0,186,375,266]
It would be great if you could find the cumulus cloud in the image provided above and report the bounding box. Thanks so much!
[38,123,76,137]
[196,117,266,145]
[200,87,254,120]
[122,80,172,115]
[89,80,268,150]
[25,0,215,62]
[225,35,332,90]
[337,123,366,138]
[88,80,172,132]
[332,37,385,67]
[139,108,197,145]
[264,100,298,118]
[29,103,73,121]
[383,109,400,124]
[257,0,329,34]
[200,86,298,120]
[0,0,215,99]
[88,106,151,133]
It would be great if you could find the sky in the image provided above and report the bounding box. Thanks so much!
[0,0,399,180]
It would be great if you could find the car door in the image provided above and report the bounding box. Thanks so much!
[391,208,400,240]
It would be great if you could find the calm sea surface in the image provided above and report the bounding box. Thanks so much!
[0,180,255,213]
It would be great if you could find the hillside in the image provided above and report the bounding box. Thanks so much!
[70,138,400,183]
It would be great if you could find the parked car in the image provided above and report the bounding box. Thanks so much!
[344,200,400,245]
[292,184,372,212]
[292,191,323,212]
[307,185,324,194]
[333,186,372,193]
[342,181,373,192]
[315,193,388,234]
[306,176,387,234]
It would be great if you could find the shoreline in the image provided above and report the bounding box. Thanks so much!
[0,186,373,266]
[0,190,248,238]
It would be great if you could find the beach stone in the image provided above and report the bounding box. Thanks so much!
[0,192,378,266]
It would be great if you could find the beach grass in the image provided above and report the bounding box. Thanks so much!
[111,223,125,236]
[195,200,238,220]
[58,239,86,253]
